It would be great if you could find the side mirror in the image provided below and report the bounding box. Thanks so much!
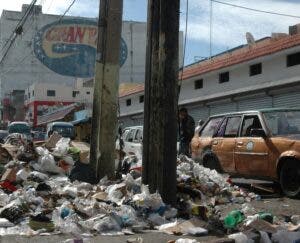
[250,128,267,138]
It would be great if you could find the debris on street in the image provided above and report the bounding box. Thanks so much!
[0,134,298,243]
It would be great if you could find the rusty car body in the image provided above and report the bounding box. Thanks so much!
[191,108,300,197]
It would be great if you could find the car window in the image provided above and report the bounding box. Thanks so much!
[224,116,241,137]
[134,129,143,143]
[200,117,223,137]
[241,115,262,137]
[216,118,227,137]
[126,129,135,142]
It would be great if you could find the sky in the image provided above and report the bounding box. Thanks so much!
[1,0,300,65]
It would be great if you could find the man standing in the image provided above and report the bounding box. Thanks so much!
[179,107,195,156]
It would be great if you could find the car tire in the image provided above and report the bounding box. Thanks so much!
[280,159,300,198]
[203,153,222,173]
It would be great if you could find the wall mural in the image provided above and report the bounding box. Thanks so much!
[33,19,128,78]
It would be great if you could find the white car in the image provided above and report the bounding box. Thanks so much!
[118,126,143,159]
[116,125,180,159]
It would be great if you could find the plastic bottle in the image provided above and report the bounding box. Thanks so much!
[224,210,245,229]
[259,212,273,224]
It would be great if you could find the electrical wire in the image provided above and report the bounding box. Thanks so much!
[0,0,37,55]
[59,0,76,21]
[0,0,38,65]
[212,0,300,19]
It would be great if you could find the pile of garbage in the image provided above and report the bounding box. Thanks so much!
[0,134,298,243]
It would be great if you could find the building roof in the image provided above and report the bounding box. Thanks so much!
[181,34,300,80]
[119,83,144,98]
[118,33,300,98]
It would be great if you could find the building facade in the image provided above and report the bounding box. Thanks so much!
[24,79,93,127]
[118,25,300,127]
[0,4,183,122]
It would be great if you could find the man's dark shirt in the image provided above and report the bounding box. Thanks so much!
[180,115,195,143]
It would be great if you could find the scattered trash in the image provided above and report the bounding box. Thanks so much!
[0,138,296,241]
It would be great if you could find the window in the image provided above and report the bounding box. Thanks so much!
[200,117,223,137]
[224,116,241,137]
[72,91,80,98]
[249,63,262,76]
[241,115,262,137]
[139,95,144,103]
[219,72,229,83]
[194,79,203,89]
[216,118,227,137]
[126,99,131,106]
[86,91,90,95]
[32,90,34,97]
[287,52,300,67]
[134,129,143,142]
[126,129,135,142]
[47,90,56,97]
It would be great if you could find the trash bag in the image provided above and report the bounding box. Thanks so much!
[39,153,64,174]
[69,161,97,184]
[53,138,71,157]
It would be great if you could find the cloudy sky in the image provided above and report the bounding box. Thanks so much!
[1,0,300,65]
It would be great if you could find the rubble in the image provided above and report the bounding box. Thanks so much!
[0,133,297,242]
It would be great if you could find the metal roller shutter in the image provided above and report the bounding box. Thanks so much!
[187,105,210,123]
[238,96,272,111]
[209,102,237,116]
[273,92,300,108]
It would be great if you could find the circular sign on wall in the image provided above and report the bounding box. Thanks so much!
[33,19,128,78]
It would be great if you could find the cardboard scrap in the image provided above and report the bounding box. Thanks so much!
[92,192,108,201]
[159,218,208,236]
[247,219,278,234]
[1,167,18,182]
[45,133,62,149]
[1,144,19,159]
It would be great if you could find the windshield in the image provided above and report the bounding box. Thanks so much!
[52,125,74,138]
[8,124,30,134]
[263,110,300,136]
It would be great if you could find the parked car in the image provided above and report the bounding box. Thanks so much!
[116,125,180,159]
[46,122,75,139]
[7,121,32,140]
[0,130,8,143]
[117,126,143,159]
[191,108,300,198]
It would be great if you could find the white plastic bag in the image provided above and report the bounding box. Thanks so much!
[53,138,71,157]
[40,153,63,174]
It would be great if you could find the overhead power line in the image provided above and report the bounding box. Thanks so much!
[212,0,300,19]
[0,0,38,65]
[59,0,76,21]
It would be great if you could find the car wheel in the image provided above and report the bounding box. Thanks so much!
[203,153,222,173]
[280,159,300,198]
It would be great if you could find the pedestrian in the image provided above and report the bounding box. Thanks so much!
[179,107,195,156]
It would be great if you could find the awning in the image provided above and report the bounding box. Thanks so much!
[37,104,76,126]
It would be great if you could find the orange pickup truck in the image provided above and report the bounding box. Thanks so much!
[191,108,300,198]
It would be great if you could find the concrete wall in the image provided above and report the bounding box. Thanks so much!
[118,46,300,125]
[179,46,300,103]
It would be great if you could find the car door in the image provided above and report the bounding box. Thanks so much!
[235,115,270,176]
[131,128,142,158]
[123,128,136,155]
[212,116,241,173]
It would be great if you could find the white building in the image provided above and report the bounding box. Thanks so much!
[118,25,300,127]
[24,79,93,126]
[0,4,182,121]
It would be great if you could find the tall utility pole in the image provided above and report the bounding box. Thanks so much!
[142,0,180,205]
[90,0,123,180]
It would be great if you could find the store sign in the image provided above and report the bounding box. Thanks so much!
[33,19,127,78]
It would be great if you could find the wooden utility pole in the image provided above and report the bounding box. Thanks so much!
[142,0,179,205]
[90,0,123,180]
